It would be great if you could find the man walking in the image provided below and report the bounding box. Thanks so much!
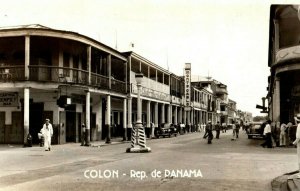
[206,120,213,144]
[261,120,272,148]
[41,119,53,151]
[236,121,240,138]
[215,121,221,139]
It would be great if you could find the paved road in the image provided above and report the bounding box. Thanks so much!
[0,130,297,191]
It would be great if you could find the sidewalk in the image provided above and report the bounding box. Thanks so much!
[0,136,158,150]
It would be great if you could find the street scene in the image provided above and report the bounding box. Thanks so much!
[0,130,297,191]
[0,1,300,191]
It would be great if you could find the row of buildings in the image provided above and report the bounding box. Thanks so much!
[0,24,251,145]
[267,5,300,126]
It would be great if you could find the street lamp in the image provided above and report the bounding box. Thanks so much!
[126,72,151,153]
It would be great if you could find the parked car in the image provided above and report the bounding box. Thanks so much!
[247,121,265,139]
[155,123,178,138]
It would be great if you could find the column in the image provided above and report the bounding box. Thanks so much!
[106,94,111,143]
[23,88,30,145]
[153,102,158,137]
[183,109,187,125]
[127,96,132,141]
[167,104,172,123]
[274,77,280,123]
[25,36,30,80]
[87,46,91,85]
[174,106,178,125]
[179,107,182,124]
[85,91,91,146]
[161,104,165,123]
[123,98,127,141]
[146,101,151,138]
[107,54,111,89]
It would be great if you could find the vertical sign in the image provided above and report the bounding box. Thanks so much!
[185,63,191,111]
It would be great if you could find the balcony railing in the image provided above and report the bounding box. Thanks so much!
[0,65,24,81]
[131,83,170,102]
[0,65,126,94]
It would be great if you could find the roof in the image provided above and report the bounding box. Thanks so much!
[0,24,126,61]
[0,24,52,30]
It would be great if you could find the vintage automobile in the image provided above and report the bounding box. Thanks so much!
[247,121,265,139]
[155,123,178,138]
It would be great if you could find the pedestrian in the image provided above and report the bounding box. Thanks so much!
[215,121,221,139]
[235,121,240,138]
[81,123,86,146]
[222,123,227,133]
[293,114,300,177]
[203,123,208,139]
[261,120,272,148]
[287,122,293,146]
[245,121,250,134]
[41,118,53,151]
[206,120,213,144]
[279,123,287,147]
[231,121,236,141]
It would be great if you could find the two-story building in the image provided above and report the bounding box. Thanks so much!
[0,24,128,145]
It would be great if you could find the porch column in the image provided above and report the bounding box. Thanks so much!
[183,109,187,125]
[106,94,111,143]
[273,77,280,123]
[161,103,165,123]
[87,46,91,85]
[179,107,182,124]
[23,88,30,145]
[25,36,30,80]
[174,106,178,125]
[123,98,127,141]
[127,96,132,141]
[146,100,151,138]
[153,102,158,138]
[85,91,91,146]
[167,104,172,123]
[107,54,112,89]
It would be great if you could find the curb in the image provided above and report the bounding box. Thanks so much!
[271,171,299,191]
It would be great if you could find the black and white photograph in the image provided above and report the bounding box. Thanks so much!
[0,0,299,190]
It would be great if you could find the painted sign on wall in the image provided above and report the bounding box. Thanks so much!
[0,92,18,107]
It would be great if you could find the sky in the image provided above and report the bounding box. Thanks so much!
[0,0,296,116]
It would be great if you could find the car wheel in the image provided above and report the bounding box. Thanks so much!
[248,135,252,139]
[174,133,177,137]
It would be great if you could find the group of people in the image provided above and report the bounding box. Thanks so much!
[259,118,299,148]
[202,120,243,144]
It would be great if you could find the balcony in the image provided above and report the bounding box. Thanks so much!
[0,65,127,94]
[276,45,300,66]
[220,111,228,116]
[131,83,170,102]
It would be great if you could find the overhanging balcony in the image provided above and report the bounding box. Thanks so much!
[0,65,126,94]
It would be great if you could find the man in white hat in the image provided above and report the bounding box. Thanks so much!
[41,119,53,151]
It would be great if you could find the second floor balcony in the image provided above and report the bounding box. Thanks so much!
[0,65,127,94]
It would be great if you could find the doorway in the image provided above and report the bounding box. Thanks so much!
[30,103,44,144]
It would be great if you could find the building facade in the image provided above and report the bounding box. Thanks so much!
[267,5,300,124]
[0,24,245,145]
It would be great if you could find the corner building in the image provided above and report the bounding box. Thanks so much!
[268,5,300,123]
[0,25,128,144]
